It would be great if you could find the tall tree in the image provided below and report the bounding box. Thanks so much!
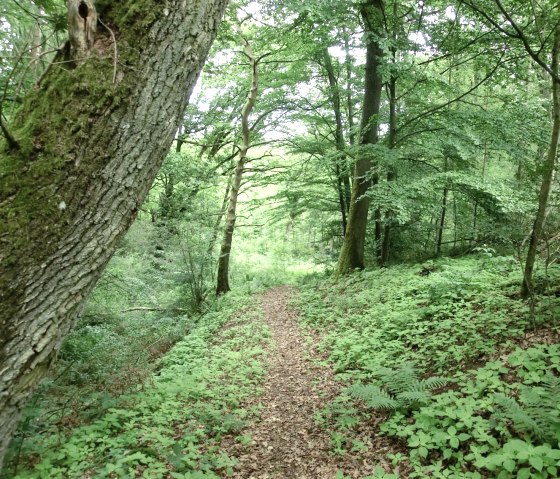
[0,0,227,465]
[336,0,385,274]
[216,32,260,295]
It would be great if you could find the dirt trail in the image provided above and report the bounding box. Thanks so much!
[222,286,379,479]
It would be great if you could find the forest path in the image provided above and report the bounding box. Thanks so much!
[222,286,374,479]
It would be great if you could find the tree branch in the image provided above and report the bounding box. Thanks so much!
[397,54,504,134]
[0,114,19,149]
[459,0,559,81]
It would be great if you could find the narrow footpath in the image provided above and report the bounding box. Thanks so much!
[222,286,384,479]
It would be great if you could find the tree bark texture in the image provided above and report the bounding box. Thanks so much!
[68,0,97,61]
[336,0,384,275]
[521,29,560,298]
[342,32,354,210]
[0,0,227,466]
[216,37,258,295]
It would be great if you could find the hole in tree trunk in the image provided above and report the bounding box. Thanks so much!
[78,2,89,19]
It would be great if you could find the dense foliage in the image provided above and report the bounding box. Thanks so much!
[3,290,269,479]
[2,0,560,477]
[296,255,560,478]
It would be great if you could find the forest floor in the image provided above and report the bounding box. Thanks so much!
[6,257,560,479]
[221,286,390,479]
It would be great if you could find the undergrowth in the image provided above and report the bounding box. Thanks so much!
[3,293,270,479]
[296,254,560,478]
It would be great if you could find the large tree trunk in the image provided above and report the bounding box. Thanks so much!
[216,36,258,295]
[521,30,560,298]
[0,0,227,466]
[336,0,384,275]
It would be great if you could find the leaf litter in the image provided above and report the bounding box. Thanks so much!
[220,286,396,479]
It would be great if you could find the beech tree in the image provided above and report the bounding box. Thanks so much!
[0,0,227,465]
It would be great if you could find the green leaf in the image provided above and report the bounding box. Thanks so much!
[529,456,544,472]
[503,458,516,473]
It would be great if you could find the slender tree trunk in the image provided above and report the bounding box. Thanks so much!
[522,30,560,298]
[380,2,400,266]
[344,31,356,148]
[0,0,226,466]
[336,165,348,236]
[208,179,231,257]
[176,125,185,153]
[436,184,449,255]
[30,19,43,77]
[380,72,398,265]
[453,190,458,249]
[373,203,382,260]
[216,36,258,295]
[472,139,488,242]
[343,32,354,208]
[159,173,176,219]
[336,0,385,275]
[323,48,349,235]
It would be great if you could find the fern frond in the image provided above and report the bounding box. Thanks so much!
[351,364,450,414]
[375,362,419,395]
[398,390,431,406]
[542,373,560,398]
[420,376,451,391]
[519,388,541,406]
[347,384,398,411]
[494,394,542,438]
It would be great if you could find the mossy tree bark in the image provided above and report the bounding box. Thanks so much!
[216,35,259,295]
[336,0,385,275]
[0,0,227,466]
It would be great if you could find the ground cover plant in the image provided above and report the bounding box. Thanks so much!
[2,293,270,479]
[296,254,560,478]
